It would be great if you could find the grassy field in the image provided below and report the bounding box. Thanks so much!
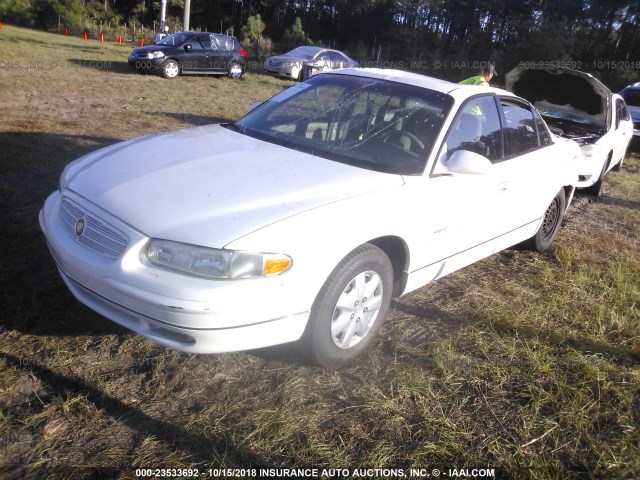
[1,25,639,480]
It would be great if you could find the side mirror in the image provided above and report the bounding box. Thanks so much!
[446,149,492,175]
[184,44,192,51]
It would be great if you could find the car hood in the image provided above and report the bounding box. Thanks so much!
[62,125,403,247]
[266,53,312,63]
[505,66,611,131]
[130,44,174,55]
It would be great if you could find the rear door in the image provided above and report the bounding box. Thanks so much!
[209,35,235,73]
[491,97,560,244]
[611,96,633,162]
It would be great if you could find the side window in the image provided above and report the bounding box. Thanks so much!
[328,51,346,68]
[445,96,503,162]
[209,35,219,50]
[533,109,553,146]
[501,100,539,156]
[195,35,211,50]
[616,99,630,128]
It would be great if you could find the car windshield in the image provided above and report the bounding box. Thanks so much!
[231,74,454,175]
[621,89,640,108]
[156,33,192,46]
[536,106,600,131]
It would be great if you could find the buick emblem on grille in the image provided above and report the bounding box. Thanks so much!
[75,218,86,237]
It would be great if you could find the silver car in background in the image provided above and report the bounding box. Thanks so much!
[263,46,358,81]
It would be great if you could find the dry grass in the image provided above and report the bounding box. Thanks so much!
[1,25,639,480]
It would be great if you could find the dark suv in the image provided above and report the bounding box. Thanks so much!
[128,32,248,79]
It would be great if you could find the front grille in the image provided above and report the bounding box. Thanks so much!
[60,198,129,259]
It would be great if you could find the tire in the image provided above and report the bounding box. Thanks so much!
[581,153,611,197]
[301,243,393,368]
[161,59,180,79]
[228,62,243,79]
[526,188,566,253]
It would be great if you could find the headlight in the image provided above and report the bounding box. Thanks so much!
[147,51,165,59]
[146,239,292,280]
[580,144,604,159]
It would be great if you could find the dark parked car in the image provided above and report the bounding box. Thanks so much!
[620,82,640,150]
[128,32,248,79]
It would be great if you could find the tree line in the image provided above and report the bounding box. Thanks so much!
[1,0,639,89]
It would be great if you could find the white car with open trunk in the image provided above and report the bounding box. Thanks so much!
[506,66,633,196]
[40,69,580,367]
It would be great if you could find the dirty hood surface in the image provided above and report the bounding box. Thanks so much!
[62,124,403,247]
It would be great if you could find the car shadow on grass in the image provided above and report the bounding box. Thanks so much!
[1,131,128,337]
[489,321,640,367]
[67,58,131,75]
[0,352,268,477]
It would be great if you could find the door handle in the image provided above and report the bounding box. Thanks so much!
[498,181,509,192]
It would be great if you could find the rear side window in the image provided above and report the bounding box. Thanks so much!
[533,109,553,146]
[616,98,630,128]
[214,35,235,51]
[501,100,540,156]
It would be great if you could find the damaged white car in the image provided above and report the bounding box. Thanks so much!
[506,66,633,196]
[40,69,580,368]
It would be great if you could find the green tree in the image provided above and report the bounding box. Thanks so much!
[282,17,311,49]
[0,0,33,25]
[241,13,266,57]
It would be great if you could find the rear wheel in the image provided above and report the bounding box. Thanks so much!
[301,244,393,368]
[228,62,243,79]
[525,188,566,253]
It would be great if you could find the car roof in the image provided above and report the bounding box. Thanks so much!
[180,31,235,39]
[288,46,324,54]
[326,68,514,99]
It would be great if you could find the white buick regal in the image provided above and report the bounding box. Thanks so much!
[40,69,580,367]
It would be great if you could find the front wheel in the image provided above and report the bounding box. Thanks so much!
[525,188,566,253]
[582,153,611,197]
[300,244,393,368]
[161,59,180,79]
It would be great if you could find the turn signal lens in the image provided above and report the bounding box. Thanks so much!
[264,255,292,276]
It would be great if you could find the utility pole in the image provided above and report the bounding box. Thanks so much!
[159,0,167,30]
[183,0,191,31]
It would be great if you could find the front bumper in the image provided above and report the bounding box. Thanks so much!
[263,60,304,79]
[39,190,310,353]
[128,55,165,71]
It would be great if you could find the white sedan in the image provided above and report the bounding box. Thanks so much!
[40,69,580,368]
[506,66,633,196]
